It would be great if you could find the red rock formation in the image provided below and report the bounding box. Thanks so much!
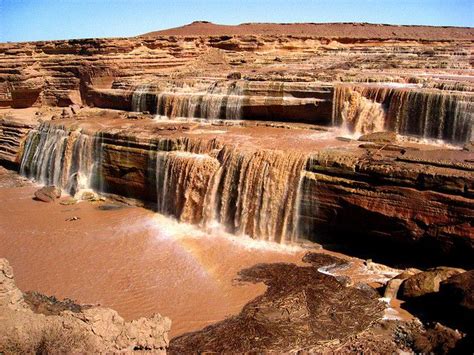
[0,258,171,353]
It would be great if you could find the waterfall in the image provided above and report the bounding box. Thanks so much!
[153,81,245,120]
[155,146,307,243]
[333,84,474,143]
[131,84,151,112]
[19,121,307,244]
[155,151,220,224]
[225,83,244,120]
[20,122,102,196]
[336,88,385,135]
[20,123,69,187]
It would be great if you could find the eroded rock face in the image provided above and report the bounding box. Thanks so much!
[0,258,171,353]
[299,148,474,265]
[0,258,28,311]
[0,119,35,166]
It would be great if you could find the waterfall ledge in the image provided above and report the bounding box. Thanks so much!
[1,108,472,265]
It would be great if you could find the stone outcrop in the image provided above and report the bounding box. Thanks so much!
[0,258,171,353]
[299,148,474,264]
[399,267,466,299]
[384,268,421,299]
[33,185,61,202]
[0,118,35,166]
[439,270,474,311]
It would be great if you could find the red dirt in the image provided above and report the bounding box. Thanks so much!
[144,21,474,40]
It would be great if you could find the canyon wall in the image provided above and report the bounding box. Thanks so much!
[1,26,472,140]
[0,22,473,262]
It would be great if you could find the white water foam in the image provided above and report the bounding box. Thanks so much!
[119,213,304,254]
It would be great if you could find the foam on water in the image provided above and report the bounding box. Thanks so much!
[397,135,462,149]
[121,213,304,254]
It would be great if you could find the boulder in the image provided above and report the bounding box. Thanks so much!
[77,190,99,201]
[462,141,473,152]
[34,186,61,202]
[399,267,465,299]
[59,197,78,205]
[439,270,474,311]
[227,72,242,80]
[384,269,421,299]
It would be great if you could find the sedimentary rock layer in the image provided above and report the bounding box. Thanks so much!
[148,21,474,40]
[0,118,35,166]
[299,149,474,262]
[1,22,472,111]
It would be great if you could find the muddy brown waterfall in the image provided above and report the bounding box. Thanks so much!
[154,146,307,242]
[333,84,474,143]
[132,82,245,120]
[19,122,307,243]
[20,122,103,196]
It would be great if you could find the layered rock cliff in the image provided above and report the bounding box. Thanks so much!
[0,22,473,263]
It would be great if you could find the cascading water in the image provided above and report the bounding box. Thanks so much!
[335,88,386,135]
[133,82,245,120]
[131,84,151,112]
[333,84,474,143]
[19,121,307,244]
[20,122,102,196]
[154,146,307,243]
[204,147,306,243]
[225,83,244,120]
[155,151,220,224]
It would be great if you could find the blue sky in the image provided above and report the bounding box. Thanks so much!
[1,0,473,42]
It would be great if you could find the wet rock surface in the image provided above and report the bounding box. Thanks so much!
[358,131,398,143]
[399,269,474,353]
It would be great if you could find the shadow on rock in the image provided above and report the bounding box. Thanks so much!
[401,271,474,354]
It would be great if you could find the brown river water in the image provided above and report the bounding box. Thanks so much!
[0,169,410,338]
[0,180,310,337]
